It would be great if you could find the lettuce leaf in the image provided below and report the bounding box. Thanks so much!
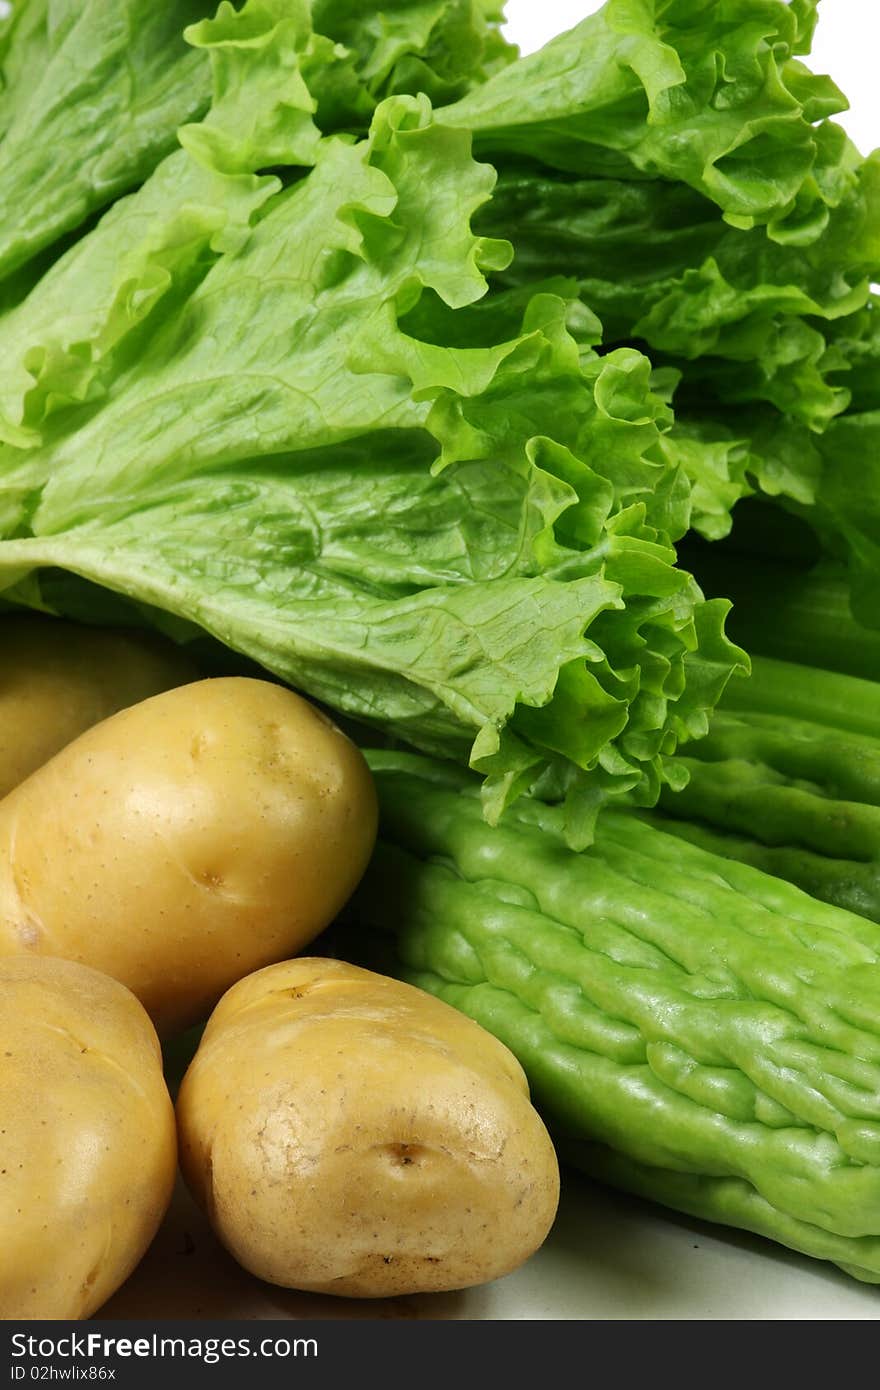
[676,312,880,620]
[814,409,880,625]
[826,292,880,414]
[0,0,517,450]
[443,0,850,235]
[0,0,514,300]
[457,2,879,586]
[0,0,50,141]
[0,0,325,449]
[475,143,880,535]
[0,87,745,845]
[0,0,216,285]
[307,0,516,125]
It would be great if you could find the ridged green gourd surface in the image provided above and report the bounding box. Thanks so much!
[355,752,880,1282]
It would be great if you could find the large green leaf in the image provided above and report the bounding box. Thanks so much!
[0,90,744,844]
[0,0,216,285]
[443,0,850,234]
[0,0,326,450]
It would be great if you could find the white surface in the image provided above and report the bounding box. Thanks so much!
[104,1173,880,1321]
[504,0,879,156]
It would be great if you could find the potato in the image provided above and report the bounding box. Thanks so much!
[0,613,198,798]
[0,678,377,1036]
[0,956,176,1319]
[176,958,560,1297]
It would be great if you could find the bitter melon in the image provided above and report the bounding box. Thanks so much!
[354,750,880,1282]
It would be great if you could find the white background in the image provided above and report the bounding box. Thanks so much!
[504,0,879,156]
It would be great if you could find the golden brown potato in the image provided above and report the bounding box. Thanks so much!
[176,958,560,1297]
[0,679,377,1036]
[0,956,176,1319]
[0,613,197,798]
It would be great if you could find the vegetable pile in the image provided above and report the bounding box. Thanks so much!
[2,0,880,1310]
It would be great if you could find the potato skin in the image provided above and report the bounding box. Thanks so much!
[0,679,378,1036]
[176,958,560,1297]
[0,956,176,1319]
[0,614,197,798]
